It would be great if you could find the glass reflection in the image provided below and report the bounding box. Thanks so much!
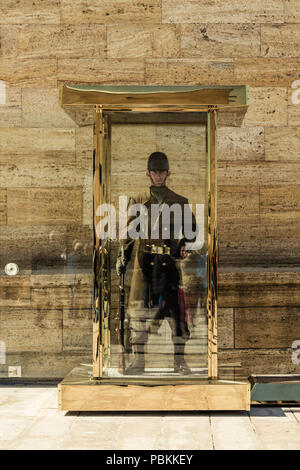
[103,112,208,378]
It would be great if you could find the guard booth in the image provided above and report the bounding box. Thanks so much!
[58,85,251,411]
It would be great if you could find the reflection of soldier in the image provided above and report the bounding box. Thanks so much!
[116,152,198,375]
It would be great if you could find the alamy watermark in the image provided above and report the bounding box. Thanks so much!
[95,196,204,250]
[0,341,6,365]
[0,80,6,105]
[291,340,300,365]
[291,80,300,105]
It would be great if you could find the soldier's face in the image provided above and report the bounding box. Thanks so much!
[147,170,169,187]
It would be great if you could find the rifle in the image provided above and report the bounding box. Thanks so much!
[118,246,126,374]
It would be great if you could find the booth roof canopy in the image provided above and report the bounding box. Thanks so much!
[60,84,250,109]
[64,84,241,93]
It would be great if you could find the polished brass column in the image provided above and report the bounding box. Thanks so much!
[93,105,103,378]
[207,108,218,379]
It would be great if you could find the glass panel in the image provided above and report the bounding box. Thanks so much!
[0,123,94,377]
[100,111,208,378]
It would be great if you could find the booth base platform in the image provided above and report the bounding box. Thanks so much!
[58,366,251,412]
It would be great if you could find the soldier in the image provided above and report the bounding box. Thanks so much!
[116,152,198,375]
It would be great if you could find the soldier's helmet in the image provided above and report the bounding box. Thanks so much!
[147,152,169,171]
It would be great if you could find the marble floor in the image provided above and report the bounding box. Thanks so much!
[0,386,300,450]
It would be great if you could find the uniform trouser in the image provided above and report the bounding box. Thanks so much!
[130,290,190,357]
[130,252,189,356]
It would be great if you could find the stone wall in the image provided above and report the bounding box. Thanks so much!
[0,0,300,377]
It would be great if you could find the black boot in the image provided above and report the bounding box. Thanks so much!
[174,343,191,375]
[125,344,145,375]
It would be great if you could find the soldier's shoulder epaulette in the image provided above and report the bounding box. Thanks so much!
[128,191,149,206]
[165,187,188,205]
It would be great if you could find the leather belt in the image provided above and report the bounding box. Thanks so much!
[144,244,171,255]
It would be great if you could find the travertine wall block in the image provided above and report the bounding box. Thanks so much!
[0,86,22,127]
[218,308,234,349]
[162,0,284,24]
[180,24,260,58]
[7,188,83,225]
[284,0,300,22]
[0,0,61,25]
[235,307,300,348]
[57,58,145,84]
[145,58,235,85]
[0,24,106,60]
[22,88,76,128]
[242,87,288,127]
[0,58,57,87]
[60,0,162,24]
[217,126,265,161]
[107,24,180,58]
[261,24,300,58]
[0,189,7,225]
[218,185,260,224]
[234,58,300,86]
[260,186,300,222]
[265,126,300,160]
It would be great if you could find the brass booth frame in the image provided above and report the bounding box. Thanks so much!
[58,85,251,411]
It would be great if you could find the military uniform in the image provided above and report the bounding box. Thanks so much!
[117,153,197,375]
